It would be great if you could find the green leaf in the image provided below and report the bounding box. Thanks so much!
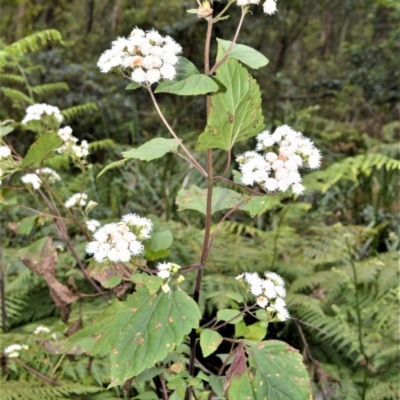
[226,372,255,400]
[245,340,312,400]
[226,293,244,303]
[97,138,179,178]
[97,159,127,179]
[131,274,163,295]
[216,309,243,325]
[121,138,179,161]
[200,329,223,357]
[147,230,173,252]
[209,375,227,400]
[59,287,201,387]
[243,322,267,341]
[131,392,159,400]
[196,59,264,151]
[109,287,200,387]
[144,248,170,262]
[126,82,141,90]
[21,133,63,168]
[244,196,272,217]
[103,276,122,288]
[216,38,269,70]
[176,185,244,215]
[155,74,218,96]
[0,125,14,137]
[17,215,37,235]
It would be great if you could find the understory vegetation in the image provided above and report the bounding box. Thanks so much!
[0,1,399,399]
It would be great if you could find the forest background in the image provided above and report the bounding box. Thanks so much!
[0,0,399,399]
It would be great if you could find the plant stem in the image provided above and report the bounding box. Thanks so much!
[147,86,207,178]
[214,175,263,196]
[187,20,215,398]
[0,220,7,333]
[209,7,246,75]
[345,239,369,400]
[14,358,60,386]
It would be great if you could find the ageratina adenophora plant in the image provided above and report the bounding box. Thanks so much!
[0,1,320,399]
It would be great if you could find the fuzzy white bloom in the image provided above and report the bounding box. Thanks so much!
[263,0,277,15]
[86,219,101,232]
[161,283,171,293]
[156,262,181,280]
[4,343,28,358]
[22,104,63,124]
[21,173,42,190]
[0,145,11,158]
[33,326,50,335]
[86,214,152,263]
[57,126,90,159]
[238,271,289,322]
[237,125,321,195]
[21,168,61,190]
[65,193,88,208]
[98,27,182,85]
[237,0,260,5]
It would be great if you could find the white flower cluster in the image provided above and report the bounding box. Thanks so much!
[156,262,184,293]
[21,168,61,190]
[57,126,89,158]
[33,325,50,335]
[65,193,87,208]
[236,271,290,321]
[0,145,11,159]
[237,125,321,195]
[98,27,182,84]
[86,219,101,232]
[236,0,278,15]
[4,343,29,358]
[21,104,63,124]
[86,214,152,263]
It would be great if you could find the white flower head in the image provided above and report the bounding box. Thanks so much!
[22,104,63,124]
[65,193,88,208]
[34,326,50,335]
[263,0,278,15]
[0,146,11,158]
[98,28,182,85]
[86,214,151,263]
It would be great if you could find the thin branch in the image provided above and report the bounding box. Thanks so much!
[206,199,246,258]
[214,175,264,196]
[147,86,207,178]
[13,358,60,386]
[209,7,246,75]
[345,239,369,400]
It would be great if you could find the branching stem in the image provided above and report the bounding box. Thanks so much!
[147,86,207,178]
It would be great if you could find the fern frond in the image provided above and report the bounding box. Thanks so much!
[62,103,98,121]
[1,87,33,106]
[89,139,115,151]
[305,153,400,193]
[31,82,69,96]
[0,381,101,400]
[0,73,25,84]
[4,30,63,57]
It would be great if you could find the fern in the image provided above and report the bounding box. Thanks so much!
[0,381,102,400]
[62,103,98,121]
[3,30,63,57]
[1,87,34,106]
[31,82,69,96]
[0,74,25,84]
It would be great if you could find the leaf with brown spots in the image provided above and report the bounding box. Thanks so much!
[244,339,312,400]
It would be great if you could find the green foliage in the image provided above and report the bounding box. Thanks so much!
[58,286,201,387]
[196,59,264,151]
[216,38,269,69]
[21,133,63,168]
[245,340,312,400]
[176,185,244,215]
